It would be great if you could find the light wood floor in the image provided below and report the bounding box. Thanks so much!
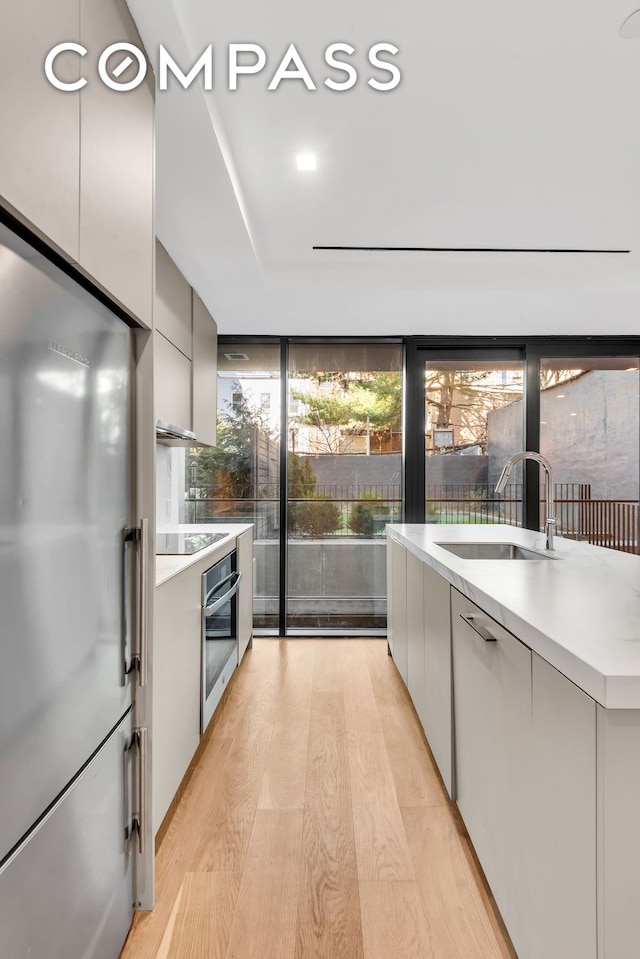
[120,639,516,959]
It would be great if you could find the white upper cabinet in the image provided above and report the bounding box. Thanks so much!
[153,247,218,443]
[192,291,218,447]
[0,0,80,258]
[154,331,192,432]
[79,0,154,326]
[0,0,154,326]
[155,242,193,359]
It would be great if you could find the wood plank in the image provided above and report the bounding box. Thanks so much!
[346,728,414,881]
[276,638,315,707]
[155,887,183,959]
[258,704,310,809]
[359,881,434,959]
[295,691,364,959]
[225,809,303,959]
[362,637,409,709]
[193,724,274,872]
[312,639,345,693]
[166,872,240,959]
[379,703,447,808]
[401,806,516,959]
[342,652,382,733]
[211,656,281,741]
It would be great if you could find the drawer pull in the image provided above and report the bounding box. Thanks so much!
[460,614,497,642]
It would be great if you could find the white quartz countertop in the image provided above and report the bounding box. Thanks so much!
[155,524,253,588]
[387,523,640,709]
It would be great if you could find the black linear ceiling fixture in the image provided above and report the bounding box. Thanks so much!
[312,245,631,254]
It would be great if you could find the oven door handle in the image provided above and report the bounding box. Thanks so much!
[204,570,236,607]
[203,571,243,617]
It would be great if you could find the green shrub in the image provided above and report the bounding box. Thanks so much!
[349,491,384,537]
[289,494,342,536]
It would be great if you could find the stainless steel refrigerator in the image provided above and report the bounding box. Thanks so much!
[0,220,144,957]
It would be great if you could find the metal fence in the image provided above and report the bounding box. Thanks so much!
[186,481,639,553]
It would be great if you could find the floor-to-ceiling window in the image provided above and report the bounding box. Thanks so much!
[185,344,281,630]
[286,343,402,632]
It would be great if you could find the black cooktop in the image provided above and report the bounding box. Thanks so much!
[156,532,228,555]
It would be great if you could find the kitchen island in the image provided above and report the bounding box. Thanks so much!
[387,523,640,959]
[154,523,253,838]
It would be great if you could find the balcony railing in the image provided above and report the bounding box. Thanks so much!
[185,481,639,554]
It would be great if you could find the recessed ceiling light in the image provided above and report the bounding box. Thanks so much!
[621,10,640,38]
[570,412,577,417]
[557,394,566,398]
[296,153,317,172]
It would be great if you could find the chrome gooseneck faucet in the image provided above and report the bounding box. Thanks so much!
[495,451,556,550]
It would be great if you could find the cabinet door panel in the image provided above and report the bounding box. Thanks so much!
[0,0,79,257]
[532,654,596,959]
[387,537,407,683]
[154,331,192,431]
[153,570,201,834]
[79,0,154,324]
[423,563,453,797]
[596,707,640,959]
[192,292,218,446]
[452,589,532,959]
[237,528,254,663]
[155,242,192,358]
[406,550,425,722]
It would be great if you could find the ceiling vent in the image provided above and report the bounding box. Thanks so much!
[312,246,630,254]
[223,352,250,361]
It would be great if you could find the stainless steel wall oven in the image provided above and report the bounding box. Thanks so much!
[201,550,242,732]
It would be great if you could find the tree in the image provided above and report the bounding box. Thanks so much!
[287,453,342,536]
[425,370,521,453]
[290,371,402,454]
[187,393,273,498]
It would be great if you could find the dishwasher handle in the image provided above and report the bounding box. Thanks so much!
[203,570,243,616]
[460,613,498,643]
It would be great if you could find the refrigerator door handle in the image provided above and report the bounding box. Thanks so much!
[125,518,149,687]
[128,726,147,855]
[138,519,149,688]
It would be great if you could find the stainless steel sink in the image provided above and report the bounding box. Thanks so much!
[435,542,554,561]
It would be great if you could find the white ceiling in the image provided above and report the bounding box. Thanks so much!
[127,0,640,336]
